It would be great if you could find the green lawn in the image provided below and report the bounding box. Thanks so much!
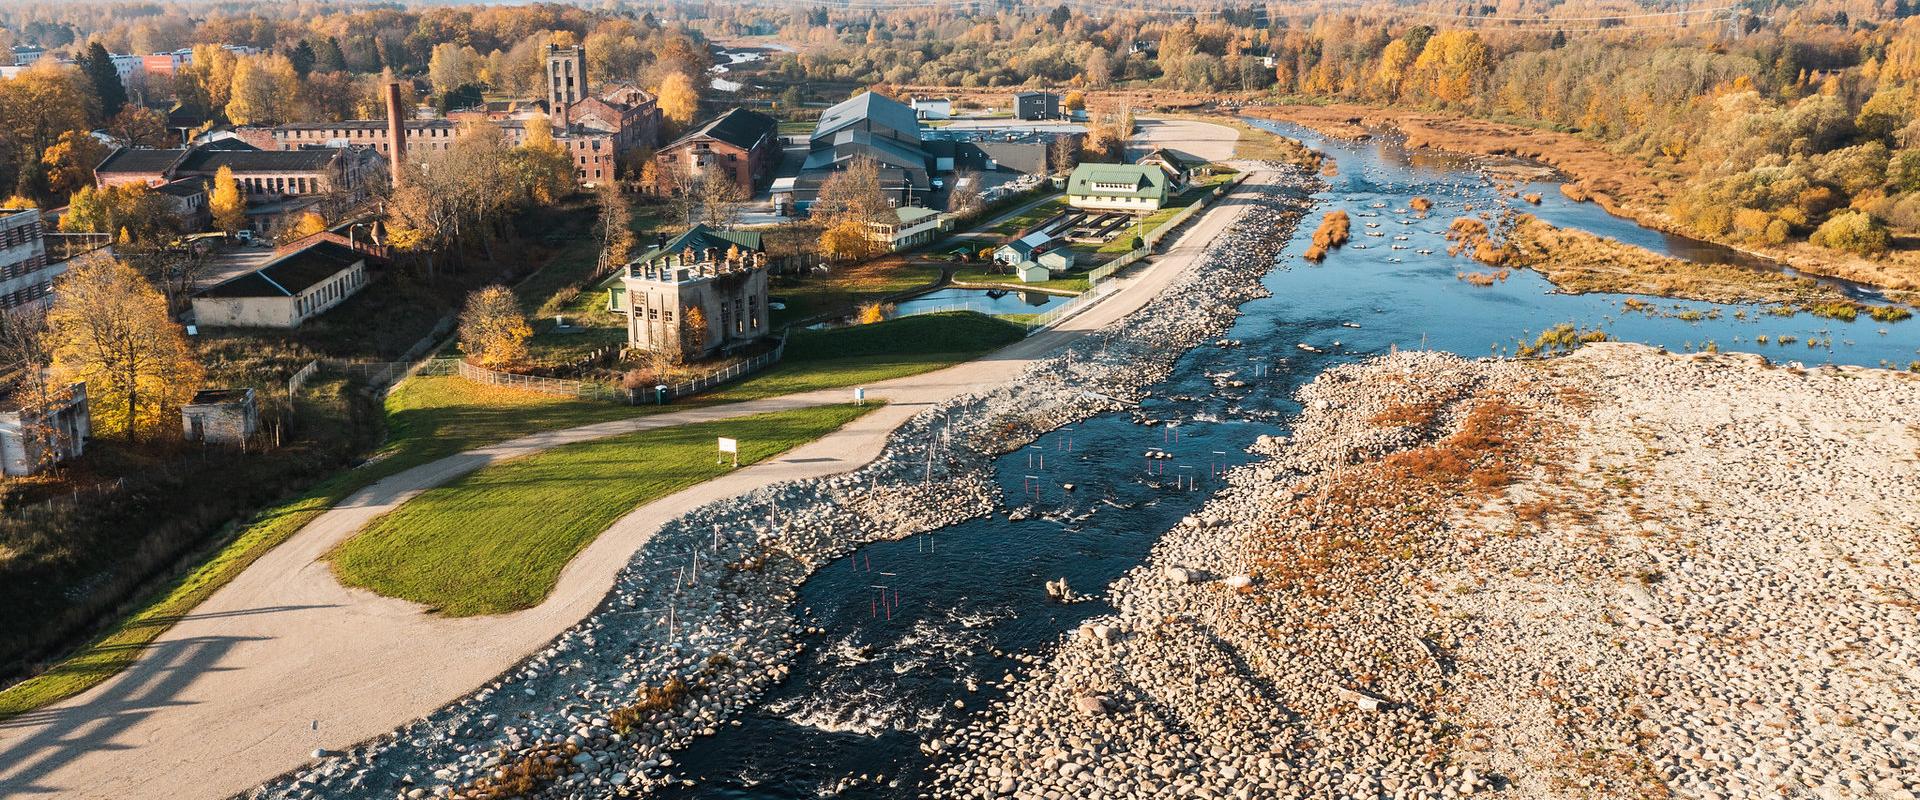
[709,311,1029,401]
[329,404,875,616]
[768,257,942,326]
[981,196,1069,236]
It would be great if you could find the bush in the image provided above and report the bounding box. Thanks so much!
[1809,210,1891,255]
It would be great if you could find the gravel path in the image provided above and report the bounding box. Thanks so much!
[0,167,1304,800]
[935,344,1920,800]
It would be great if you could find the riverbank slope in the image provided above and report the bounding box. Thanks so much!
[936,343,1920,799]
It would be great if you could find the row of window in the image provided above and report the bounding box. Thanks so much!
[242,175,324,195]
[0,280,52,310]
[1,252,48,280]
[284,126,454,141]
[0,220,43,249]
[296,266,364,318]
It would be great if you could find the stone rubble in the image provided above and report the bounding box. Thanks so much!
[246,167,1317,800]
[932,343,1920,800]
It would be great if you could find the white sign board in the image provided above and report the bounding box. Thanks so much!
[717,437,738,453]
[854,387,866,405]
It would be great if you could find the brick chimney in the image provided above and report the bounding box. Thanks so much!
[385,81,407,188]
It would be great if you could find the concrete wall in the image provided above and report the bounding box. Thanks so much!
[182,399,257,446]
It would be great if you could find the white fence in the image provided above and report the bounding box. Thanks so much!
[451,334,789,405]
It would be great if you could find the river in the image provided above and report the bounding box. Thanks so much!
[656,118,1920,799]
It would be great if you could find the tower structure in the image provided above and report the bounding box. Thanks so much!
[545,45,587,128]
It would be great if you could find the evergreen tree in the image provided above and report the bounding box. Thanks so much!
[289,39,316,78]
[315,37,347,73]
[82,41,127,119]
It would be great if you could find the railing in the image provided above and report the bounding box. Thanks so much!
[451,333,790,405]
[286,360,319,398]
[1022,281,1117,333]
[3,478,126,522]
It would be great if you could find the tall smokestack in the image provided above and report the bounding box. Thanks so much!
[385,81,407,188]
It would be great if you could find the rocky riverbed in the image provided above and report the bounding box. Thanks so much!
[932,343,1920,800]
[245,169,1315,800]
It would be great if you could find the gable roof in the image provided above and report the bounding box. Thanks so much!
[1067,163,1168,200]
[801,129,931,175]
[95,147,188,176]
[812,92,921,144]
[180,148,342,174]
[195,240,366,299]
[635,224,765,265]
[668,107,777,152]
[1138,147,1205,172]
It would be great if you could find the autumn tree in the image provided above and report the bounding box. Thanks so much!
[0,305,69,473]
[948,169,984,216]
[698,168,745,228]
[210,166,247,236]
[655,71,700,128]
[176,44,239,116]
[41,130,110,198]
[109,105,171,148]
[1411,30,1490,105]
[458,285,532,368]
[812,157,891,261]
[61,184,176,243]
[287,211,328,241]
[47,255,202,440]
[0,61,95,197]
[225,54,302,126]
[679,304,709,358]
[595,179,636,272]
[510,113,575,204]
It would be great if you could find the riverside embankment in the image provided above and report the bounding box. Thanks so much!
[934,343,1920,800]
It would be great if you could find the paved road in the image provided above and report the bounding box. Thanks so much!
[0,172,1269,800]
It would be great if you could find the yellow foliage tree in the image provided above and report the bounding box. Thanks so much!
[225,54,301,125]
[655,71,700,127]
[819,217,875,261]
[47,256,202,441]
[457,285,532,368]
[41,130,111,197]
[289,211,328,240]
[1412,31,1490,105]
[210,165,246,235]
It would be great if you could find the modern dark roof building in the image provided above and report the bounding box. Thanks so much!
[1014,91,1061,121]
[781,92,935,212]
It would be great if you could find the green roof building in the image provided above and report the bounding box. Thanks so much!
[1065,163,1169,214]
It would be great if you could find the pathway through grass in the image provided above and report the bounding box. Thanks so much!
[329,404,875,616]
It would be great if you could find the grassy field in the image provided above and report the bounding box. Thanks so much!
[329,404,875,616]
[982,196,1069,236]
[708,311,1029,401]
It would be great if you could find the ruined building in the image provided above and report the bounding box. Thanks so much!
[620,225,771,361]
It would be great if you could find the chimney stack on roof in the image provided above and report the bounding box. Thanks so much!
[385,81,407,188]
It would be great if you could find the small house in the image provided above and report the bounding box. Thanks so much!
[910,97,953,120]
[0,382,89,477]
[1066,163,1169,214]
[1016,262,1052,283]
[181,388,259,446]
[1137,147,1206,192]
[1016,249,1076,283]
[869,206,946,252]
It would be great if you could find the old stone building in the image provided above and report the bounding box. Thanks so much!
[619,225,771,361]
[0,381,89,477]
[655,108,780,198]
[181,388,259,446]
